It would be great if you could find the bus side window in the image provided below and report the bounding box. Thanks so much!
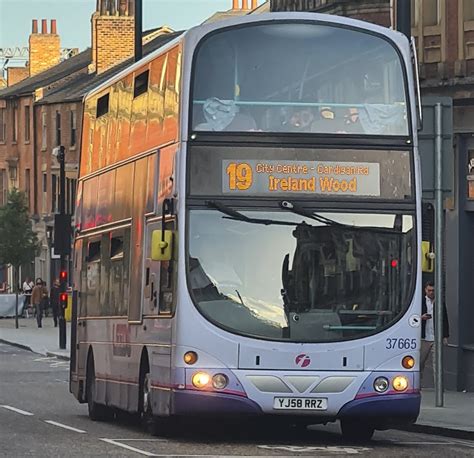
[86,239,101,317]
[110,233,125,316]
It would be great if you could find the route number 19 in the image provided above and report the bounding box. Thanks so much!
[226,162,253,191]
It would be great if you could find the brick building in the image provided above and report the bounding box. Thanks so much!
[268,0,474,391]
[0,0,176,286]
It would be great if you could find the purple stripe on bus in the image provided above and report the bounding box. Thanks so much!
[172,390,262,416]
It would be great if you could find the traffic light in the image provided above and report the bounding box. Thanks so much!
[60,270,67,282]
[60,292,68,310]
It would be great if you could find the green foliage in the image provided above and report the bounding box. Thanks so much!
[0,189,39,271]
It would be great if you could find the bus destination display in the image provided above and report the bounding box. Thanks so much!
[223,160,380,196]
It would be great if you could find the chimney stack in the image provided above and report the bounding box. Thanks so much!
[251,0,258,9]
[29,18,61,76]
[242,0,249,9]
[91,0,135,74]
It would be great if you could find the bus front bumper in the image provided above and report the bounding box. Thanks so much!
[171,389,420,426]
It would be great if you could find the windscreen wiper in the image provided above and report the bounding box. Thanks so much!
[280,200,404,234]
[207,201,298,226]
[280,200,348,227]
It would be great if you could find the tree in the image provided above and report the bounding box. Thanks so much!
[0,189,39,328]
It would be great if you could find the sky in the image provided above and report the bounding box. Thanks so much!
[0,0,265,58]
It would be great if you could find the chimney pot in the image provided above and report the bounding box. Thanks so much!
[251,0,257,9]
[51,19,57,34]
[41,19,48,34]
[242,0,249,10]
[32,19,38,34]
[233,0,239,9]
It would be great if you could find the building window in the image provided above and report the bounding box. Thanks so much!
[42,173,47,213]
[411,0,419,27]
[25,169,30,208]
[12,100,18,142]
[56,111,61,146]
[70,110,77,147]
[423,0,439,26]
[0,169,6,206]
[25,106,30,142]
[468,150,474,199]
[52,174,57,213]
[41,111,47,150]
[465,0,474,21]
[0,108,6,142]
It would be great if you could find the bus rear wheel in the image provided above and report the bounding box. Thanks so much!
[340,419,375,442]
[86,354,114,422]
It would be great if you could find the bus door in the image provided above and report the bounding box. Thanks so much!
[143,214,176,414]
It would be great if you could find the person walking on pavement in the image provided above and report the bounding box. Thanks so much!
[31,278,48,328]
[50,279,60,327]
[420,281,450,382]
[22,277,34,318]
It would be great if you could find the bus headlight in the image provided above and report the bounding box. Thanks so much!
[392,375,409,391]
[212,373,228,390]
[402,356,415,369]
[192,372,211,389]
[373,376,389,393]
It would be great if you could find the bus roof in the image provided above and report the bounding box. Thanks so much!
[84,12,409,102]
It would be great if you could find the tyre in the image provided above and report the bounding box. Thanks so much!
[139,358,170,436]
[139,358,156,434]
[86,354,114,421]
[340,419,375,442]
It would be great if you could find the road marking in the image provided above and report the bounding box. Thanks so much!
[109,439,167,442]
[33,357,56,361]
[448,438,474,449]
[100,439,158,456]
[50,362,69,368]
[1,405,34,416]
[44,420,86,433]
[395,441,452,445]
[258,445,371,454]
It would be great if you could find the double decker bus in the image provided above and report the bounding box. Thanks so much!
[70,12,422,441]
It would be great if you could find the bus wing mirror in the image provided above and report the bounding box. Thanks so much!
[151,230,173,261]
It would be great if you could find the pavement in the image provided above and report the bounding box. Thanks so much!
[0,315,70,360]
[0,316,473,440]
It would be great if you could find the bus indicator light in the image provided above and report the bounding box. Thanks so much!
[402,356,415,369]
[192,372,211,389]
[60,270,67,282]
[391,259,398,268]
[184,351,198,365]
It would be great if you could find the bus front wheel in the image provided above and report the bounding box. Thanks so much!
[86,354,114,421]
[340,419,375,442]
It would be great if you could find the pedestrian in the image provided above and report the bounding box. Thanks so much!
[42,281,50,317]
[31,278,48,328]
[22,277,34,318]
[420,281,450,383]
[50,279,60,327]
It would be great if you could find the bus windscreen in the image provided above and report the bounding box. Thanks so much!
[191,22,409,136]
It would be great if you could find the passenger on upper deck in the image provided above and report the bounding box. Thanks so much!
[194,98,258,132]
[310,106,346,134]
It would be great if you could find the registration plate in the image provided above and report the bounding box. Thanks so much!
[273,397,327,410]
